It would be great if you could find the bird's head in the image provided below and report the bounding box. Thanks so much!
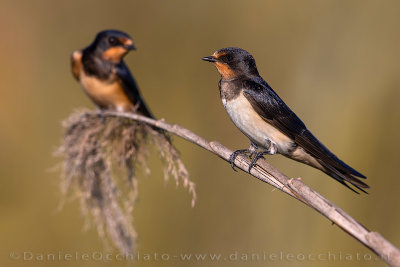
[202,47,259,80]
[91,30,136,63]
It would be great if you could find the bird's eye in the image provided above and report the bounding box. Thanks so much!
[226,54,233,62]
[108,36,118,45]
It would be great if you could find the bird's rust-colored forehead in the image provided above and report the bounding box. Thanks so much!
[212,51,227,59]
[117,37,133,46]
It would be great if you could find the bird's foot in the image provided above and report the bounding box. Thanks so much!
[248,140,277,172]
[248,151,270,172]
[229,142,259,171]
[229,149,251,172]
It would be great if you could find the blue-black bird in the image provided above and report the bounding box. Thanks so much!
[202,47,368,193]
[71,30,153,117]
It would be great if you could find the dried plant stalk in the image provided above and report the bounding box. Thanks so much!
[56,110,196,254]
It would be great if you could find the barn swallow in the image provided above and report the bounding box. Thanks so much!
[202,47,368,193]
[71,30,154,117]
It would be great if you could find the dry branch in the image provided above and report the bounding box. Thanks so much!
[99,110,400,267]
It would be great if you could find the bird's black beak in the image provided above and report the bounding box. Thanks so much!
[124,44,136,50]
[202,56,217,62]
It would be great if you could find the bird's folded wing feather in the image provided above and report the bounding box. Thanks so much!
[115,62,154,118]
[242,79,365,179]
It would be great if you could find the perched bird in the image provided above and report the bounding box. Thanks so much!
[71,30,154,117]
[202,47,368,193]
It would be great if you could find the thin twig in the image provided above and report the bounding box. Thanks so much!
[100,110,400,267]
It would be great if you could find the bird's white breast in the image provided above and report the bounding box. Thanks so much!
[223,92,293,153]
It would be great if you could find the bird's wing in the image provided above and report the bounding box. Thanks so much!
[114,61,154,118]
[242,78,367,184]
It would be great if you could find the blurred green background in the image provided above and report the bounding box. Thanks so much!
[1,0,400,266]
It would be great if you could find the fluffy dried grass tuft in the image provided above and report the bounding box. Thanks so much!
[56,110,196,254]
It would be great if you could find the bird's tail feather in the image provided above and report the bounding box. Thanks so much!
[318,159,369,194]
[300,130,367,179]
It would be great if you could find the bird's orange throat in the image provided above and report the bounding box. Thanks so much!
[102,47,128,63]
[214,62,235,80]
